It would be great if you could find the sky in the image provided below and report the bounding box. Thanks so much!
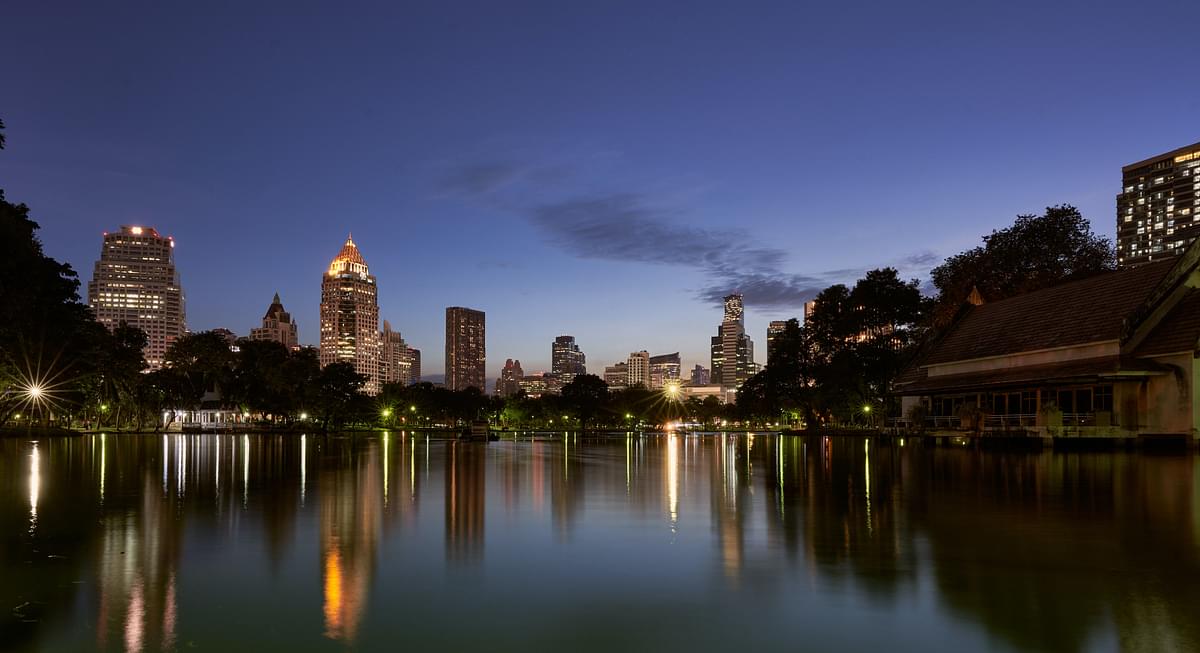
[3,1,1199,381]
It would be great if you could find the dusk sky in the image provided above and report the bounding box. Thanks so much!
[3,1,1199,379]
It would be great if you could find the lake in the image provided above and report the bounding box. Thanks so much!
[2,433,1198,652]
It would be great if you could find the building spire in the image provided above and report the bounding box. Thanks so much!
[273,291,281,304]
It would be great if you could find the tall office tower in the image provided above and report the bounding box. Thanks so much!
[626,351,650,388]
[766,320,788,365]
[648,352,681,389]
[603,363,628,388]
[407,347,421,383]
[250,292,299,350]
[724,293,744,323]
[1117,141,1200,267]
[690,365,710,386]
[496,359,524,397]
[711,293,755,388]
[320,235,381,395]
[380,320,414,386]
[445,307,486,391]
[551,335,587,386]
[88,225,186,370]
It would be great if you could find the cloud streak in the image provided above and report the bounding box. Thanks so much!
[440,161,943,311]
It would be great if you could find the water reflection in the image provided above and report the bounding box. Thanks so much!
[2,434,1200,651]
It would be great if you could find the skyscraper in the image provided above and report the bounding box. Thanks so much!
[496,359,524,397]
[250,292,299,350]
[690,365,710,386]
[626,351,650,388]
[320,235,381,395]
[711,293,755,387]
[551,335,586,386]
[380,320,415,386]
[445,307,486,391]
[407,347,422,384]
[88,225,186,370]
[766,320,788,365]
[648,352,681,389]
[1117,141,1200,268]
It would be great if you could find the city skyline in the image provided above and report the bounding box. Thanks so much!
[3,3,1199,378]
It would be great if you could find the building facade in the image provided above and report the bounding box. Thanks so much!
[497,359,524,397]
[445,307,486,391]
[518,374,552,398]
[250,292,299,350]
[766,320,788,365]
[407,347,421,384]
[648,352,681,389]
[604,363,628,388]
[319,235,381,395]
[380,320,415,386]
[897,239,1200,441]
[690,365,710,386]
[551,335,586,387]
[88,225,186,370]
[711,293,755,387]
[1118,141,1200,268]
[626,351,650,388]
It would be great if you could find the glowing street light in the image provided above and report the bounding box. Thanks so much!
[862,404,872,413]
[26,384,45,401]
[409,405,417,412]
[381,408,392,418]
[300,412,308,420]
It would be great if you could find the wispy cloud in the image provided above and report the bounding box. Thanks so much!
[438,162,528,195]
[439,160,941,311]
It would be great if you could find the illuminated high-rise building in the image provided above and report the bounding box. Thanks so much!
[445,307,485,391]
[603,362,628,388]
[551,335,586,387]
[380,320,415,386]
[711,293,755,387]
[648,352,681,389]
[87,225,186,370]
[320,235,380,395]
[496,359,524,397]
[407,347,421,383]
[766,320,788,365]
[626,351,650,388]
[250,292,299,350]
[1117,141,1200,267]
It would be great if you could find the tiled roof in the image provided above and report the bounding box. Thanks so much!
[921,260,1176,365]
[1133,290,1200,357]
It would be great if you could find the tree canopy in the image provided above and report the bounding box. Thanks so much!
[930,205,1114,324]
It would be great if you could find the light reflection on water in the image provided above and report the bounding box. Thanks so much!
[1,433,1200,652]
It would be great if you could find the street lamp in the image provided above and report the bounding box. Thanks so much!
[382,408,392,418]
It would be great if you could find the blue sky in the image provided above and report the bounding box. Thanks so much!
[2,1,1198,379]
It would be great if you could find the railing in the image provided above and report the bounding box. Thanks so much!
[889,413,1099,430]
[983,414,1038,428]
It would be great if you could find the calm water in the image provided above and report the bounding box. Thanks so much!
[2,433,1199,652]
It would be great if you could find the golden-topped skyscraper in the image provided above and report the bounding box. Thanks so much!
[320,235,380,394]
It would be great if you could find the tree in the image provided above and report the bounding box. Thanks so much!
[930,205,1114,325]
[163,331,237,408]
[1,118,109,426]
[313,362,367,430]
[560,374,608,429]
